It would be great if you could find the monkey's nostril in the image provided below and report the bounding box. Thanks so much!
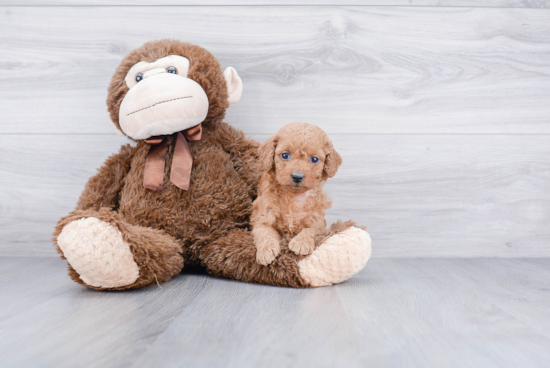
[291,172,304,183]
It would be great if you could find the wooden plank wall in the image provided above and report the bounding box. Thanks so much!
[0,3,549,257]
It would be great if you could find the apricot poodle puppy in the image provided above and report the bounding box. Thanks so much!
[252,122,342,265]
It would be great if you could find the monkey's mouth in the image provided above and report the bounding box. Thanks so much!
[126,96,193,116]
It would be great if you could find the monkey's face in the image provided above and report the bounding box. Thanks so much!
[107,40,243,140]
[119,55,209,140]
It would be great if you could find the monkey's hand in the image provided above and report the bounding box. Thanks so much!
[289,228,316,256]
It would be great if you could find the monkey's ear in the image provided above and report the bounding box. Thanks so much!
[259,135,278,171]
[323,143,342,178]
[224,67,243,104]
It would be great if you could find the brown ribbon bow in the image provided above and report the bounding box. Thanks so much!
[143,124,202,192]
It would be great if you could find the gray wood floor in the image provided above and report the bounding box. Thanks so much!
[1,257,550,368]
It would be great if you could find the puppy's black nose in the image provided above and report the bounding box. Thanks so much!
[291,172,304,183]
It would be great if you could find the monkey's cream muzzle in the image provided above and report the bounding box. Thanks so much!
[119,67,209,140]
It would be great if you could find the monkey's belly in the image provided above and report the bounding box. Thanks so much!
[118,144,253,249]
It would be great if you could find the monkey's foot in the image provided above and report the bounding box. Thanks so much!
[297,227,371,287]
[57,217,140,288]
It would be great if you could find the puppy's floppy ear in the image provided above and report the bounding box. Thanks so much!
[259,135,278,171]
[323,141,342,178]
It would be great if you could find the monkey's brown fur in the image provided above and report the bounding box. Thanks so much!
[252,123,342,265]
[52,40,358,290]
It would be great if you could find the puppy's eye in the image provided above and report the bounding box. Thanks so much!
[167,66,177,74]
[135,73,144,82]
[280,153,290,161]
[310,156,320,164]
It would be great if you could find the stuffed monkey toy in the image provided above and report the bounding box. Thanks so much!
[53,40,371,290]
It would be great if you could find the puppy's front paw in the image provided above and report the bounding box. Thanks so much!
[289,231,315,255]
[256,238,281,266]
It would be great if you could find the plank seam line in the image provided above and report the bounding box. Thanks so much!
[1,5,549,9]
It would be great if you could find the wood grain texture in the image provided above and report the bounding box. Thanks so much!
[435,258,550,340]
[1,1,549,7]
[1,257,550,367]
[1,6,550,134]
[334,258,550,367]
[1,5,549,258]
[0,134,130,257]
[1,133,549,257]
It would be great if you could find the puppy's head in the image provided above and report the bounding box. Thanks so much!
[259,122,342,190]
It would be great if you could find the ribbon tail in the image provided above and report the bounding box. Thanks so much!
[144,139,167,192]
[170,131,193,191]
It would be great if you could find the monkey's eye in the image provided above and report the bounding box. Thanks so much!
[309,156,320,164]
[280,152,291,161]
[135,73,143,82]
[167,66,178,74]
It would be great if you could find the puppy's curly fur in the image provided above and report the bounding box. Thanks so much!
[252,122,342,265]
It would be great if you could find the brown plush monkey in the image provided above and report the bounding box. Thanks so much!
[53,40,371,290]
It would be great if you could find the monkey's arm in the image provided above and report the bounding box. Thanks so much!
[215,122,262,199]
[75,144,135,211]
